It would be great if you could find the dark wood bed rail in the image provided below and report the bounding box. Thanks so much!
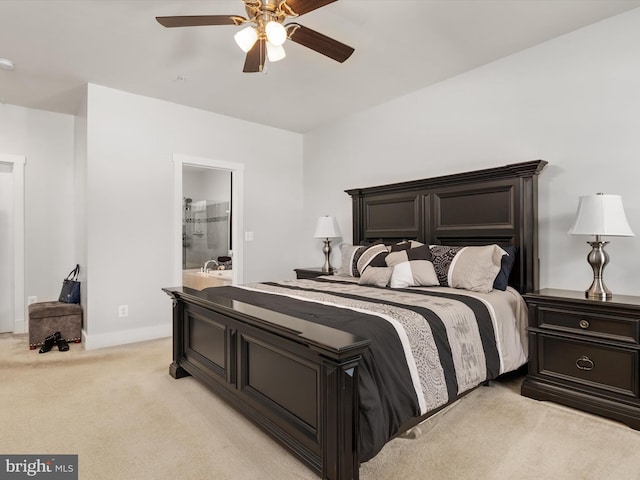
[164,286,370,479]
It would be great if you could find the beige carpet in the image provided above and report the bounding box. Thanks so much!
[2,333,640,479]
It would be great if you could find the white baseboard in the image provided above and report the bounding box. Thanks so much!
[82,323,171,350]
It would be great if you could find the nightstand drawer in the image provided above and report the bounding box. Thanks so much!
[537,306,640,344]
[539,335,639,398]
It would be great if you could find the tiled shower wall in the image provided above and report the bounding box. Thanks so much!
[183,200,230,269]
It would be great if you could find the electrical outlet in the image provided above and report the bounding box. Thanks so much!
[245,231,254,241]
[118,305,128,318]
[27,296,38,305]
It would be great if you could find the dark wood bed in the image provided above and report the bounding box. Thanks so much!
[163,160,547,479]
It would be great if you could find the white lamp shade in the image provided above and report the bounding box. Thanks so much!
[265,21,287,46]
[313,216,341,238]
[569,194,635,237]
[234,26,258,52]
[266,42,286,62]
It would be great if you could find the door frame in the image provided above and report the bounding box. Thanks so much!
[173,154,244,287]
[0,154,26,333]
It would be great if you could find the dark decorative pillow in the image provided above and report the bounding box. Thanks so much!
[390,242,411,252]
[429,245,463,286]
[359,238,385,247]
[338,244,367,277]
[390,240,424,252]
[357,244,389,275]
[386,244,432,267]
[493,246,518,291]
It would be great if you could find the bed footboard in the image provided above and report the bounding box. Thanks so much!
[163,286,371,480]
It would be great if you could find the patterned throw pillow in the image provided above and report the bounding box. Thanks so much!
[429,245,463,286]
[358,266,393,288]
[390,240,425,252]
[338,244,367,277]
[385,244,432,267]
[356,244,389,275]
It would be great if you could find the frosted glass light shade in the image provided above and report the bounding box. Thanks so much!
[0,57,15,70]
[569,194,634,237]
[234,26,258,52]
[266,42,286,62]
[313,216,341,238]
[265,21,287,46]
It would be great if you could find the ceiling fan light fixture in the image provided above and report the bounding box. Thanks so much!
[266,42,286,62]
[265,21,287,46]
[157,0,354,73]
[234,26,258,52]
[0,57,15,70]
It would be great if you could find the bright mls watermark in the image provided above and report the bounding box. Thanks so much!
[0,455,77,479]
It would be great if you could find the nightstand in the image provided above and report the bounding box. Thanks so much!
[294,267,335,280]
[522,288,640,429]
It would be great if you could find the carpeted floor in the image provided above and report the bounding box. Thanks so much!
[2,333,640,479]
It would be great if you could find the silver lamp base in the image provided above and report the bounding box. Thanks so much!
[321,238,333,273]
[585,240,611,300]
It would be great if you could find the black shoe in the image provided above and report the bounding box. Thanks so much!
[57,337,69,352]
[39,332,62,354]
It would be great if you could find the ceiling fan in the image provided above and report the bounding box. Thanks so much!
[156,0,354,73]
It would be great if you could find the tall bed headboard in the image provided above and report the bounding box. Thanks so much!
[345,160,547,294]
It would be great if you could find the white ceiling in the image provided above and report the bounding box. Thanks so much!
[1,0,639,133]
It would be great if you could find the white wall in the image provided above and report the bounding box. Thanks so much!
[0,104,76,314]
[84,84,303,348]
[303,8,640,296]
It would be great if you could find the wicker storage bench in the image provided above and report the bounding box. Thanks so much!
[28,301,82,349]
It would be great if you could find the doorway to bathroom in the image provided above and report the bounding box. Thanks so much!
[173,154,244,289]
[182,167,232,287]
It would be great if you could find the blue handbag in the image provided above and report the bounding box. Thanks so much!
[59,264,81,304]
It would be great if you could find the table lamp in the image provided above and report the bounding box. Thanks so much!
[568,193,634,300]
[313,216,341,273]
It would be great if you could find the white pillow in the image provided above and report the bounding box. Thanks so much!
[390,261,439,288]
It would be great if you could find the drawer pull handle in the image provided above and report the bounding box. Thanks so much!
[576,355,594,371]
[579,320,590,329]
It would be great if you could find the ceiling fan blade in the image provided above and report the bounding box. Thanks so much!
[156,15,244,28]
[287,24,354,63]
[282,0,337,16]
[243,39,266,73]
